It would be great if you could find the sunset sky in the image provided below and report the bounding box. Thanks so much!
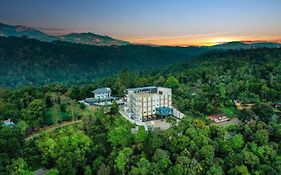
[0,0,281,46]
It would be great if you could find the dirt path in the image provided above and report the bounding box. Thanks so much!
[25,105,98,141]
[25,120,83,141]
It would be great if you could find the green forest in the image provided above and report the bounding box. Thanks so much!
[0,45,281,174]
[0,37,191,87]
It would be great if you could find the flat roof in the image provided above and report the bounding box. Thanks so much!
[136,93,155,98]
[127,86,157,92]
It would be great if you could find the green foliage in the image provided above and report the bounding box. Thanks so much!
[253,103,275,122]
[152,148,172,172]
[0,127,24,174]
[50,104,60,125]
[134,126,148,143]
[222,107,236,117]
[22,99,46,128]
[115,147,133,174]
[16,120,28,134]
[130,158,151,175]
[0,100,280,175]
[97,163,111,175]
[108,118,133,148]
[0,47,281,175]
[36,127,92,174]
[165,76,180,89]
[109,101,119,115]
[229,134,244,151]
[84,165,92,175]
[228,165,250,175]
[239,109,256,122]
[206,165,224,175]
[165,48,281,118]
[0,37,188,87]
[46,168,59,175]
[66,100,82,121]
[8,158,32,175]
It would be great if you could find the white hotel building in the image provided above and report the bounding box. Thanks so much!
[124,86,172,121]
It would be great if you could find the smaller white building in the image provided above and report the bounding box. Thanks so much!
[82,87,117,106]
[91,87,112,99]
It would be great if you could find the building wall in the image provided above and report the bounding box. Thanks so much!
[125,87,172,121]
[139,94,172,118]
[95,92,111,99]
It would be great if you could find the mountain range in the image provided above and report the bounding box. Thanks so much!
[207,41,281,50]
[0,37,189,87]
[0,22,130,46]
[1,22,281,48]
[1,22,281,87]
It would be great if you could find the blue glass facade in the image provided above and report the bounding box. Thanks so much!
[155,107,172,116]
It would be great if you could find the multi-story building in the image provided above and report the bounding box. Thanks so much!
[124,86,172,121]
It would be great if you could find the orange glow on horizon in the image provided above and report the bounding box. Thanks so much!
[41,27,281,46]
[120,34,281,46]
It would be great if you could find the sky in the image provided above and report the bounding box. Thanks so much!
[0,0,281,46]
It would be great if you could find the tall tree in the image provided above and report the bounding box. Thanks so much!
[22,99,46,128]
[66,100,81,121]
[50,104,61,125]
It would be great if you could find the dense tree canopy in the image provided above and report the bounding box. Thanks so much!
[0,37,189,87]
[0,47,280,174]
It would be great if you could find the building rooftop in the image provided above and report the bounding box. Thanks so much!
[135,93,155,98]
[208,114,230,123]
[127,86,157,93]
[1,119,15,127]
[91,87,111,94]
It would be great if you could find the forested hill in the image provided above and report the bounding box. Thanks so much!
[1,36,281,87]
[1,46,281,175]
[0,22,130,46]
[156,48,281,116]
[0,37,189,87]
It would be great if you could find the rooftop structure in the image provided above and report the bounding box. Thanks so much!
[124,86,172,121]
[234,100,255,110]
[274,102,281,108]
[79,87,120,106]
[208,114,230,123]
[1,119,15,127]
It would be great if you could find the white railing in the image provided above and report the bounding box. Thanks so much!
[172,107,185,119]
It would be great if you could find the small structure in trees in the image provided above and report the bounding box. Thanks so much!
[208,114,230,123]
[234,100,255,110]
[273,102,281,109]
[1,118,15,127]
[80,87,121,106]
[91,87,112,99]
